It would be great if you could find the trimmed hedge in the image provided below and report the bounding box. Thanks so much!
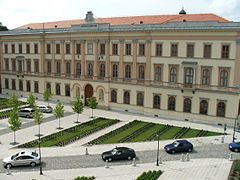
[136,170,162,180]
[74,176,95,180]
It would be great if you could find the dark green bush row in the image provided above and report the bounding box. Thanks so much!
[0,99,28,110]
[136,170,162,180]
[18,118,120,148]
[0,110,11,119]
[88,120,140,145]
[74,176,95,180]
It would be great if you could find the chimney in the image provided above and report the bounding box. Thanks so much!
[85,11,95,23]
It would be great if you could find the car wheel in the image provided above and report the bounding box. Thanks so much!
[188,148,193,152]
[171,150,175,154]
[234,148,239,152]
[128,156,132,160]
[30,162,36,167]
[107,158,112,162]
[26,115,30,118]
[6,164,12,168]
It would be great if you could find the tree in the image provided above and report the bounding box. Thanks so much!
[33,107,43,137]
[43,89,52,106]
[8,94,20,109]
[54,102,64,129]
[88,97,98,118]
[72,96,84,123]
[27,92,36,108]
[0,23,8,31]
[8,107,21,144]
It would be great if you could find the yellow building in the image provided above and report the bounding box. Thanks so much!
[1,10,240,125]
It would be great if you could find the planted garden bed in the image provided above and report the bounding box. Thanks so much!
[18,118,120,148]
[88,120,223,145]
[136,170,162,180]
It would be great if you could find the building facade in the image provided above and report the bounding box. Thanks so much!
[1,11,240,125]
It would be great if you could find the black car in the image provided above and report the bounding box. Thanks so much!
[101,147,136,161]
[164,140,193,154]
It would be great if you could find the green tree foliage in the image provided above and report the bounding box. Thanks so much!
[27,93,36,108]
[43,89,52,106]
[0,25,8,31]
[88,97,98,118]
[54,102,64,129]
[8,107,21,144]
[72,96,84,123]
[8,94,20,109]
[33,107,43,136]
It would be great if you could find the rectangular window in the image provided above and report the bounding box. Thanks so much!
[47,44,51,54]
[18,44,22,54]
[47,61,51,73]
[66,43,70,54]
[56,44,60,54]
[139,44,145,56]
[221,45,230,59]
[18,60,23,72]
[203,44,211,58]
[125,43,131,55]
[56,61,61,74]
[100,43,105,55]
[12,59,16,71]
[34,81,39,93]
[155,44,162,56]
[187,44,194,58]
[34,60,39,73]
[112,44,118,55]
[19,80,23,91]
[5,78,9,89]
[76,43,81,54]
[26,81,31,92]
[171,44,178,57]
[26,44,30,54]
[11,44,15,54]
[4,59,9,71]
[4,44,8,53]
[34,44,38,54]
[12,79,16,90]
[26,60,31,72]
[87,43,93,55]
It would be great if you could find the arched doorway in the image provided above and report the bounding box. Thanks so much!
[84,84,93,105]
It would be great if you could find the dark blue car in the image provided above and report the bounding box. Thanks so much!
[229,142,240,152]
[164,140,193,154]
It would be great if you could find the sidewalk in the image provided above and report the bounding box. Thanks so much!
[0,158,232,180]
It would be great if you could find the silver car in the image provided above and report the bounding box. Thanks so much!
[37,105,53,113]
[2,151,40,168]
[18,108,35,118]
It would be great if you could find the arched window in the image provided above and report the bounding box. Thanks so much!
[202,69,210,85]
[65,85,70,96]
[99,89,104,101]
[170,67,177,82]
[219,70,228,87]
[111,90,117,103]
[138,65,145,80]
[56,61,61,74]
[87,63,93,76]
[155,66,161,81]
[217,102,226,117]
[125,65,131,79]
[66,61,71,75]
[76,87,80,97]
[99,63,105,77]
[168,96,176,111]
[46,83,51,92]
[76,63,81,77]
[123,91,130,104]
[56,84,61,95]
[153,95,160,109]
[183,98,191,113]
[137,93,144,106]
[184,67,194,86]
[112,64,118,78]
[200,100,208,115]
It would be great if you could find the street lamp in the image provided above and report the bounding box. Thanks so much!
[38,132,43,175]
[156,132,160,166]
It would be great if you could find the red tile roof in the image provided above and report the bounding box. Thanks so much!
[17,13,229,29]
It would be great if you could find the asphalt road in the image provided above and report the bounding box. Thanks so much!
[0,143,236,174]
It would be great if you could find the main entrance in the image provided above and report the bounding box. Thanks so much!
[84,84,93,105]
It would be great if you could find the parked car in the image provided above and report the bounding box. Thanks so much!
[229,142,240,152]
[2,151,40,168]
[18,108,35,118]
[164,140,193,154]
[101,147,136,161]
[37,105,53,113]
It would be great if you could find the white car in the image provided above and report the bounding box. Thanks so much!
[2,151,40,168]
[37,105,53,113]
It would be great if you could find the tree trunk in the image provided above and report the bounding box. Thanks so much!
[92,109,93,118]
[38,123,41,136]
[59,118,61,129]
[77,113,79,123]
[13,131,16,144]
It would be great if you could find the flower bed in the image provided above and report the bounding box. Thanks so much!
[136,170,162,180]
[18,118,120,148]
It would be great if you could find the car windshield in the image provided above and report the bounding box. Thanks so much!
[111,148,118,155]
[11,153,19,160]
[173,141,180,147]
[31,152,38,157]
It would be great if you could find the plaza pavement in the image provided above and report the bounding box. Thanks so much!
[0,96,238,179]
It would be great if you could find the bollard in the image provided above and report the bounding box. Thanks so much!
[132,158,136,167]
[221,136,224,143]
[186,153,190,161]
[180,153,185,162]
[105,160,109,168]
[229,153,233,161]
[85,148,89,155]
[7,165,11,175]
[159,156,162,164]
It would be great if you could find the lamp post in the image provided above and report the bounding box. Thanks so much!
[38,128,43,175]
[156,133,160,166]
